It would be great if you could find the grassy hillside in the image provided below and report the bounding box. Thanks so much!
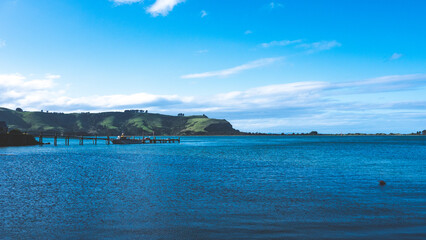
[0,108,240,135]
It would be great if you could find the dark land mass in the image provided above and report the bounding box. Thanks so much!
[249,130,426,136]
[0,131,39,147]
[0,107,241,136]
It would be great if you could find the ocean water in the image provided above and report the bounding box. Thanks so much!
[0,136,425,239]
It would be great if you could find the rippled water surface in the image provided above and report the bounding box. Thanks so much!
[1,136,425,239]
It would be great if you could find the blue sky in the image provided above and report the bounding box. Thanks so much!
[0,0,425,133]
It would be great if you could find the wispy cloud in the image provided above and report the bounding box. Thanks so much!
[390,53,403,60]
[268,1,284,9]
[0,39,5,48]
[261,39,301,48]
[200,10,207,18]
[226,74,426,104]
[212,81,328,111]
[181,57,283,79]
[195,49,208,54]
[111,0,142,5]
[244,30,253,35]
[259,40,340,54]
[297,40,341,53]
[334,74,426,93]
[146,0,185,17]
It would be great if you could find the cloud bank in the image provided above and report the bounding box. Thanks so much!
[0,73,192,112]
[1,73,425,133]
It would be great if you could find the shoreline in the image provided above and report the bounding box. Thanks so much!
[28,134,426,137]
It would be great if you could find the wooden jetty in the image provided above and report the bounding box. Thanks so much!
[37,134,180,146]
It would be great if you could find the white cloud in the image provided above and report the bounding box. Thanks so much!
[0,39,5,48]
[244,30,253,35]
[66,92,193,109]
[200,10,207,18]
[146,0,184,17]
[111,0,184,17]
[390,53,403,60]
[297,40,341,53]
[261,39,301,48]
[181,57,283,79]
[0,74,61,110]
[0,73,191,112]
[0,73,56,90]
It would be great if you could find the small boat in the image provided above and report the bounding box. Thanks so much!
[112,134,147,144]
[111,133,180,144]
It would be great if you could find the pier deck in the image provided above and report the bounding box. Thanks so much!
[36,134,180,146]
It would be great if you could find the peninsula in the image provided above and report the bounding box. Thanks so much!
[0,107,241,136]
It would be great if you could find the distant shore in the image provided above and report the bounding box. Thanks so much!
[26,133,426,137]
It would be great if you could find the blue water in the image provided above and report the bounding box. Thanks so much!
[1,136,425,239]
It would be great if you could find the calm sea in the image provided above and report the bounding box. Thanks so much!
[1,136,425,239]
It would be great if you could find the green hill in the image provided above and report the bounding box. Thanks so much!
[0,108,241,136]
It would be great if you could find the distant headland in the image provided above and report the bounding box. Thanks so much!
[0,107,241,136]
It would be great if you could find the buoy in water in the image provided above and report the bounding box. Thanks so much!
[379,180,386,186]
